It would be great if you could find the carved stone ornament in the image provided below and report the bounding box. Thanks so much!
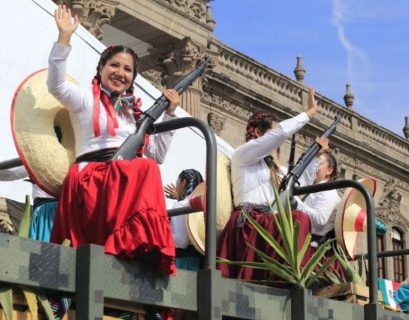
[207,112,226,135]
[376,178,405,226]
[57,0,119,40]
[161,0,207,23]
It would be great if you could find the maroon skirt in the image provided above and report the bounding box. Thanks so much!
[50,157,176,275]
[217,208,311,280]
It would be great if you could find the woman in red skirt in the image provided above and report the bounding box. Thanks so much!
[49,5,179,276]
[217,87,320,281]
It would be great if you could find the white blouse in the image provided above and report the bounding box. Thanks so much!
[0,166,54,199]
[170,197,191,249]
[232,112,310,206]
[47,43,174,163]
[295,180,341,236]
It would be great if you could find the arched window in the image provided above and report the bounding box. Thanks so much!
[392,227,405,282]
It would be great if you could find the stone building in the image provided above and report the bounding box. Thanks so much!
[57,0,409,283]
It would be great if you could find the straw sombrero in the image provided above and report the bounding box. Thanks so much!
[335,177,377,260]
[11,69,76,196]
[186,151,233,255]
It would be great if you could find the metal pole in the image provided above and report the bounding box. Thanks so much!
[154,118,220,320]
[167,207,200,217]
[154,118,217,270]
[294,180,377,305]
[0,157,22,170]
[76,244,105,319]
[357,248,409,259]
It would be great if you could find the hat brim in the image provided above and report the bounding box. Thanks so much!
[186,151,233,255]
[11,69,76,196]
[335,177,377,260]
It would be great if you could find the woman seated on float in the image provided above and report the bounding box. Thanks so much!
[164,169,204,271]
[48,5,180,275]
[217,87,323,280]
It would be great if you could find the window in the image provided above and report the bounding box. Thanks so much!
[377,234,386,278]
[392,228,405,282]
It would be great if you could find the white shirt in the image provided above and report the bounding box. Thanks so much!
[170,198,191,249]
[295,180,341,236]
[231,112,310,206]
[47,43,174,162]
[0,166,54,199]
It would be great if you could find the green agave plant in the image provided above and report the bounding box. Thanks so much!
[218,186,338,289]
[0,195,55,320]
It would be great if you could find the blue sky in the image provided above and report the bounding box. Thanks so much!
[211,0,409,137]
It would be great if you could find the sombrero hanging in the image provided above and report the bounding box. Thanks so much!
[335,177,377,260]
[186,151,233,255]
[11,69,76,196]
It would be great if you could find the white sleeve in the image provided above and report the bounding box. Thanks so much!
[296,191,339,227]
[170,199,191,249]
[234,112,310,166]
[277,154,320,187]
[47,42,87,113]
[297,157,320,187]
[144,113,175,164]
[0,166,28,181]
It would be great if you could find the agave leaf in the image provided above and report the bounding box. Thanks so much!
[0,286,13,320]
[247,243,292,270]
[258,256,298,284]
[306,255,337,288]
[301,239,331,281]
[245,244,299,284]
[62,238,71,247]
[217,258,270,270]
[297,233,312,271]
[18,195,31,238]
[37,294,55,320]
[285,192,295,235]
[317,260,344,284]
[322,269,343,285]
[292,222,301,277]
[241,211,290,264]
[272,188,294,264]
[21,288,38,320]
[333,243,363,284]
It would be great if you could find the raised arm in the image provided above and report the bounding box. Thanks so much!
[47,5,86,112]
[234,87,318,166]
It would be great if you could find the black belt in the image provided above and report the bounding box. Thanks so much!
[33,197,57,210]
[75,148,118,163]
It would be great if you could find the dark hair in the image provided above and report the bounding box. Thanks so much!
[245,112,277,142]
[93,46,139,94]
[178,169,204,201]
[322,150,338,181]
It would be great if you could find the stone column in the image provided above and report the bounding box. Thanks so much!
[56,0,119,40]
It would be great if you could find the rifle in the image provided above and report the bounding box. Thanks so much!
[287,134,296,173]
[276,117,341,209]
[111,57,212,160]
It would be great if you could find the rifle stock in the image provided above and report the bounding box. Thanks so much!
[111,57,211,160]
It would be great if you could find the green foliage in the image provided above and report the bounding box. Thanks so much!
[218,187,336,289]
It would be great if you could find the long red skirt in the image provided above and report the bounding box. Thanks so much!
[217,208,311,280]
[50,158,176,275]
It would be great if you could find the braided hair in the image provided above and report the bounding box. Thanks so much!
[245,112,277,142]
[93,45,139,95]
[178,169,204,201]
